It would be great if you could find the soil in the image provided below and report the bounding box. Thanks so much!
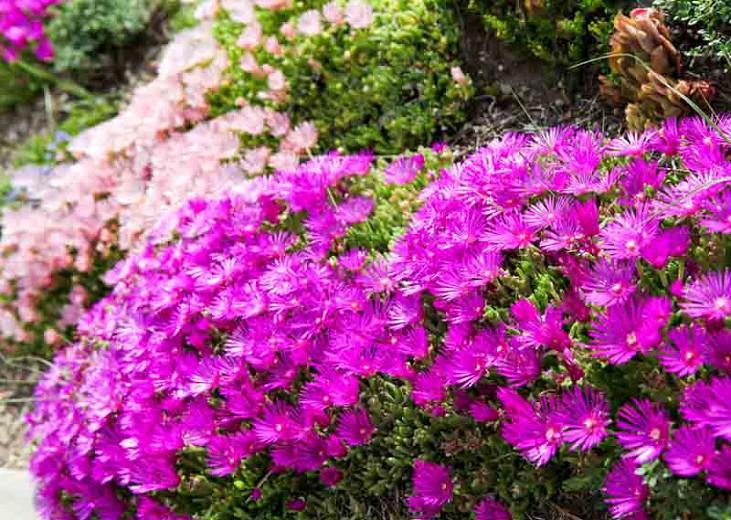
[0,358,40,469]
[449,0,623,159]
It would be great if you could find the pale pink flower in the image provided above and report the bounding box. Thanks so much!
[450,66,469,87]
[264,36,283,56]
[223,0,255,24]
[269,150,300,172]
[280,21,296,40]
[345,0,373,28]
[298,10,322,36]
[323,1,344,24]
[284,122,319,152]
[255,0,292,9]
[241,147,272,175]
[240,52,263,76]
[266,111,291,137]
[237,22,263,50]
[267,69,288,92]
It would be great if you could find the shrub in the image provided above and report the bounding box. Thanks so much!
[210,0,473,153]
[28,116,731,519]
[0,1,473,356]
[464,0,629,72]
[46,0,160,74]
[654,0,731,73]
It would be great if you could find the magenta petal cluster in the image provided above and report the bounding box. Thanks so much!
[0,0,60,62]
[23,113,731,518]
[603,460,649,519]
[407,460,453,519]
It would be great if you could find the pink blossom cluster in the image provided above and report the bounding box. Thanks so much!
[27,116,731,519]
[221,0,373,105]
[0,0,60,62]
[0,5,322,344]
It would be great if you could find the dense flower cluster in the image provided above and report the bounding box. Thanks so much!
[0,2,323,348]
[0,0,60,62]
[28,116,731,518]
[27,153,382,518]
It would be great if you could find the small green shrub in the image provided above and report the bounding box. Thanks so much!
[465,0,630,72]
[654,0,731,73]
[211,0,473,154]
[47,0,162,74]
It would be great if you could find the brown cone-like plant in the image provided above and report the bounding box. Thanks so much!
[599,8,715,130]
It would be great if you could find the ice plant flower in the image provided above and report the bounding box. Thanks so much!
[407,460,453,519]
[558,386,610,451]
[658,325,708,377]
[615,399,670,463]
[681,270,731,321]
[603,460,649,519]
[663,425,716,477]
[474,496,512,519]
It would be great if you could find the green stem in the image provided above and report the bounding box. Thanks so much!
[15,59,93,100]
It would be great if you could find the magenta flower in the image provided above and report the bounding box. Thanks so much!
[615,399,670,464]
[335,408,375,446]
[599,205,659,260]
[319,466,343,487]
[497,388,564,466]
[287,498,306,511]
[253,402,298,445]
[603,460,649,519]
[384,154,425,185]
[581,259,636,307]
[658,325,708,377]
[618,158,664,206]
[681,270,731,321]
[707,445,731,490]
[708,330,731,372]
[481,212,536,251]
[474,496,512,519]
[558,386,610,451]
[407,460,453,519]
[510,299,571,351]
[589,297,666,364]
[680,377,731,441]
[700,191,731,234]
[207,431,259,476]
[664,425,716,477]
[640,226,689,269]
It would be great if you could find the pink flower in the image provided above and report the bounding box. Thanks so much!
[237,22,263,50]
[475,497,512,520]
[323,1,345,24]
[345,0,374,28]
[664,425,716,477]
[616,399,670,464]
[297,10,322,36]
[450,66,469,86]
[280,21,296,40]
[255,0,292,9]
[603,460,649,519]
[407,460,452,519]
[319,467,343,487]
[284,122,318,152]
[681,269,731,321]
